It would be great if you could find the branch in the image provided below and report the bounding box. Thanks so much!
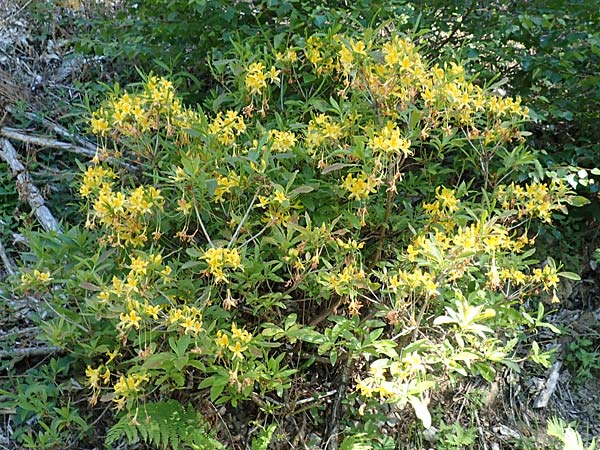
[5,107,96,151]
[1,127,96,157]
[0,345,61,359]
[0,236,15,276]
[534,358,562,408]
[325,358,352,450]
[0,126,136,169]
[0,138,60,232]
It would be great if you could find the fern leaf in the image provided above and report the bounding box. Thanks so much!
[106,399,223,449]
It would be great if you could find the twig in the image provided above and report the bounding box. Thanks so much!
[0,326,37,340]
[0,345,60,359]
[1,0,33,21]
[325,358,352,450]
[0,236,15,276]
[0,138,60,232]
[228,188,259,248]
[534,358,562,408]
[193,201,214,248]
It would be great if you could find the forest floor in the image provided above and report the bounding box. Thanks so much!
[0,2,599,449]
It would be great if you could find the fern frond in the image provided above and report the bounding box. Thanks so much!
[106,399,223,449]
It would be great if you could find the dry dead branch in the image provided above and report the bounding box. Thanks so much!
[533,358,562,408]
[0,345,60,359]
[0,138,60,232]
[1,126,98,158]
[0,237,15,276]
[6,107,97,152]
[0,126,136,169]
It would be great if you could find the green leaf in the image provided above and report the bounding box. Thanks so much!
[559,271,581,281]
[567,196,590,207]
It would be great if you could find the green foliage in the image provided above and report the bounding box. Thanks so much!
[564,338,600,383]
[0,357,92,449]
[106,399,222,450]
[0,161,19,238]
[439,422,477,450]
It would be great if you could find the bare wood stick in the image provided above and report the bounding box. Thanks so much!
[0,326,37,339]
[0,127,135,169]
[0,236,15,276]
[0,138,60,232]
[1,127,97,158]
[534,358,562,408]
[0,345,60,359]
[6,108,97,152]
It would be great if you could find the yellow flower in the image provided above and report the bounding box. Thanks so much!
[144,303,161,320]
[231,323,252,344]
[86,365,101,389]
[245,62,268,95]
[129,256,149,275]
[341,172,378,201]
[228,341,247,360]
[90,116,110,135]
[273,190,288,204]
[177,196,192,215]
[119,310,141,330]
[33,269,53,283]
[215,331,230,348]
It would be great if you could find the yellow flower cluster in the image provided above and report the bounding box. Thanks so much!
[99,253,170,304]
[20,269,53,287]
[79,165,117,198]
[422,186,461,227]
[387,268,438,297]
[275,49,298,65]
[368,122,412,157]
[201,247,243,283]
[303,36,337,75]
[531,265,560,292]
[215,323,253,360]
[208,110,247,146]
[268,129,297,152]
[214,171,241,203]
[497,181,569,223]
[305,114,343,150]
[341,172,379,201]
[411,225,503,262]
[245,62,280,95]
[326,264,367,296]
[86,180,164,247]
[86,364,111,405]
[90,76,202,151]
[166,304,204,336]
[112,372,149,409]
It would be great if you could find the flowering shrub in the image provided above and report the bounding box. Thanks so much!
[16,28,582,447]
